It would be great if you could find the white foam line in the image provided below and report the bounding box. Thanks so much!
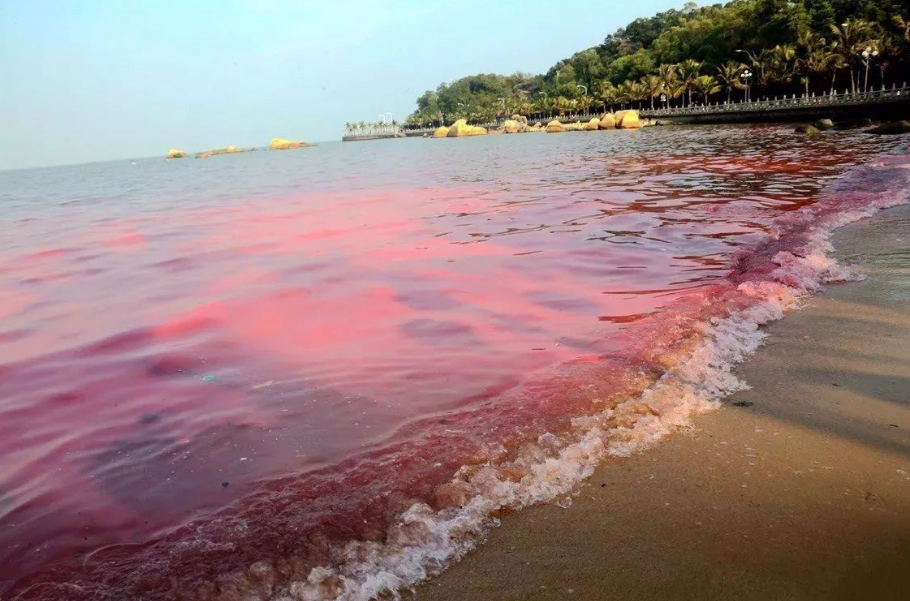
[263,157,910,601]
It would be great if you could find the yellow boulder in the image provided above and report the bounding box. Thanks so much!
[501,119,522,134]
[166,148,186,159]
[598,113,616,129]
[584,118,600,131]
[616,110,641,129]
[270,138,310,150]
[545,120,566,133]
[564,121,585,131]
[446,119,487,137]
[433,126,450,138]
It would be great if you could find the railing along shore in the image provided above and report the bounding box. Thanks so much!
[643,84,910,118]
[343,84,910,141]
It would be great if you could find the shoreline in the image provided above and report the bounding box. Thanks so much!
[411,204,910,601]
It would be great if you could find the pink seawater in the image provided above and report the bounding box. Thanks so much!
[0,126,906,600]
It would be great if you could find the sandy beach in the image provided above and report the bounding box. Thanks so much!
[413,203,910,601]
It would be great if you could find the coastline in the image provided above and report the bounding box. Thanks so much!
[412,203,910,601]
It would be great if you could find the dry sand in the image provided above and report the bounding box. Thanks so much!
[413,204,910,601]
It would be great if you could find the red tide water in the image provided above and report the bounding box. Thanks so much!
[0,127,906,600]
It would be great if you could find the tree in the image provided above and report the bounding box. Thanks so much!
[657,64,680,107]
[691,75,721,103]
[795,29,825,96]
[627,81,649,109]
[677,59,703,107]
[716,61,744,102]
[830,19,876,93]
[768,44,799,88]
[403,0,909,124]
[641,74,663,109]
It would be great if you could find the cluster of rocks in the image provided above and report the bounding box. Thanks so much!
[867,120,910,135]
[794,117,910,136]
[543,110,642,133]
[167,137,314,159]
[194,145,254,159]
[429,111,646,139]
[794,118,835,135]
[432,118,487,138]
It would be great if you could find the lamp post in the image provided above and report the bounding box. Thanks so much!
[734,50,757,102]
[861,47,879,93]
[740,69,753,102]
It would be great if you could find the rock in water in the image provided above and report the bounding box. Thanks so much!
[195,146,254,159]
[599,113,616,129]
[794,124,820,135]
[166,149,186,159]
[545,120,566,133]
[446,119,487,137]
[270,138,310,150]
[616,110,641,129]
[510,114,529,127]
[584,118,600,131]
[432,126,449,138]
[814,118,835,131]
[866,121,910,135]
[564,121,585,131]
[501,119,522,134]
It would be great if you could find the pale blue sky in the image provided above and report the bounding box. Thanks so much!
[1,0,685,170]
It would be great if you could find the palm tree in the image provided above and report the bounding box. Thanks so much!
[580,94,597,115]
[824,42,848,94]
[715,61,744,102]
[667,80,687,107]
[677,59,703,107]
[597,81,619,112]
[691,75,721,104]
[657,64,679,107]
[554,96,573,116]
[769,44,798,89]
[803,46,834,96]
[830,19,876,93]
[893,16,910,62]
[627,81,649,109]
[795,29,824,96]
[641,75,663,110]
[616,81,634,109]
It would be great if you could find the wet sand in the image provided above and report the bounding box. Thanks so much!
[413,204,910,601]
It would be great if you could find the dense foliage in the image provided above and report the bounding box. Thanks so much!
[406,0,910,125]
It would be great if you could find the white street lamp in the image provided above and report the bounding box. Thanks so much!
[861,47,879,93]
[741,69,753,102]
